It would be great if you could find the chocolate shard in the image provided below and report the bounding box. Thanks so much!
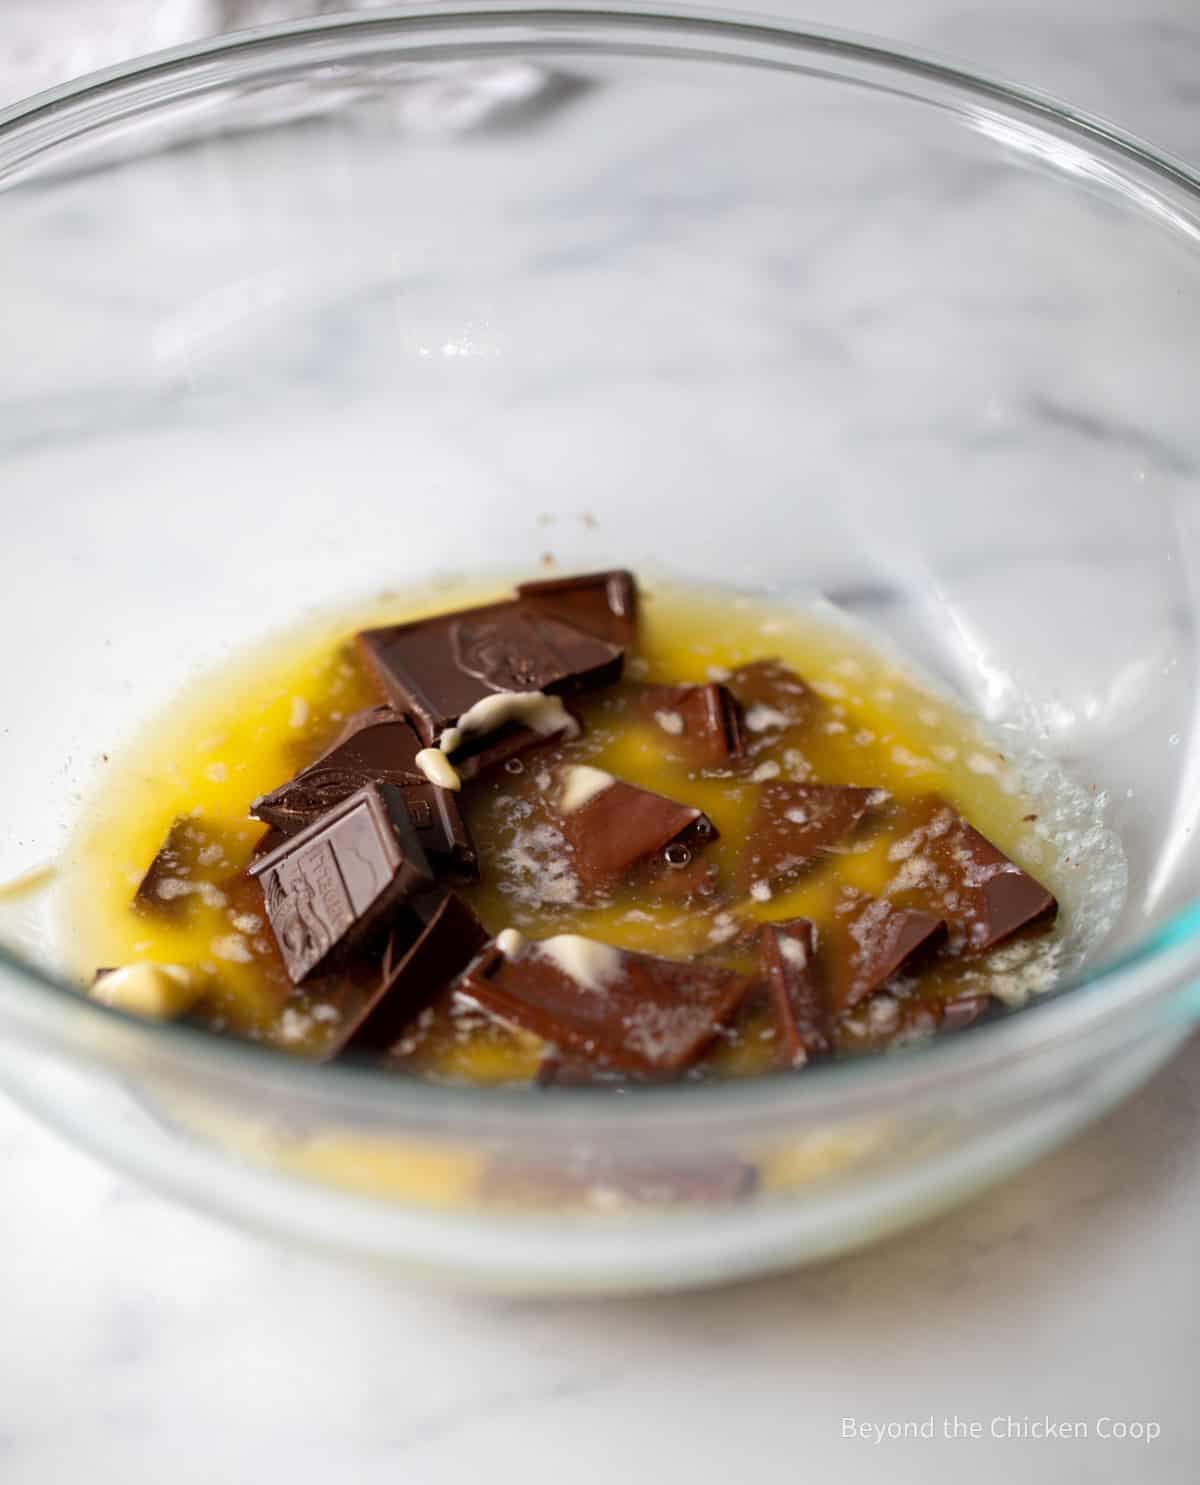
[827,890,946,1015]
[726,660,812,731]
[250,706,426,832]
[249,782,434,984]
[516,569,638,646]
[641,683,745,767]
[555,769,718,890]
[479,1152,757,1207]
[455,935,751,1074]
[356,604,623,745]
[888,795,1058,952]
[740,782,880,892]
[760,918,830,1066]
[325,892,489,1058]
[134,817,239,920]
[252,706,479,880]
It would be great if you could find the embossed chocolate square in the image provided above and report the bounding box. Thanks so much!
[249,782,434,984]
[356,604,623,745]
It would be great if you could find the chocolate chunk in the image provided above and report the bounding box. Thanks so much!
[760,918,830,1065]
[357,604,623,745]
[249,783,434,984]
[827,891,946,1014]
[133,817,239,919]
[740,782,879,892]
[887,796,1058,952]
[251,706,478,879]
[641,683,745,767]
[479,1152,757,1207]
[251,706,425,832]
[326,892,489,1058]
[516,569,638,646]
[455,936,751,1073]
[727,660,812,730]
[556,773,718,890]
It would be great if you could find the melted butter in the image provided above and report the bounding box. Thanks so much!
[59,578,1078,1076]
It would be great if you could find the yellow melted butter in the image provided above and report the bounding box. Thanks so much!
[61,578,1063,1081]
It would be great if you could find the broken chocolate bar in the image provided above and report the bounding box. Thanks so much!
[740,782,879,892]
[727,660,812,732]
[250,782,434,983]
[455,935,751,1073]
[760,918,830,1065]
[516,569,638,646]
[251,705,479,880]
[251,706,425,831]
[888,796,1057,952]
[325,891,489,1058]
[641,683,744,767]
[556,770,718,890]
[827,890,946,1014]
[357,604,623,745]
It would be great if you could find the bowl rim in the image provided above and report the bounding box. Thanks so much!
[3,0,1200,1128]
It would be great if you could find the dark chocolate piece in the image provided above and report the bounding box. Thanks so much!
[641,683,744,767]
[134,817,239,920]
[479,1152,757,1207]
[455,936,750,1073]
[326,892,489,1058]
[827,891,946,1014]
[516,569,638,646]
[249,782,434,984]
[760,918,830,1066]
[727,660,812,729]
[250,706,425,832]
[557,774,718,890]
[251,706,479,880]
[888,796,1058,952]
[740,782,879,892]
[356,605,623,745]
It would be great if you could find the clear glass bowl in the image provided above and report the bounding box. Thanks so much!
[2,4,1200,1292]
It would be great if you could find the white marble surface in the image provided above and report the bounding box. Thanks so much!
[3,2,1200,1480]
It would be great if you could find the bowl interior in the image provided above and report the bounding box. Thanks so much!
[2,9,1200,992]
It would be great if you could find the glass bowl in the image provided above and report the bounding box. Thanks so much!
[2,3,1200,1293]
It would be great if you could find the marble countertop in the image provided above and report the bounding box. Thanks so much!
[3,2,1199,1481]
